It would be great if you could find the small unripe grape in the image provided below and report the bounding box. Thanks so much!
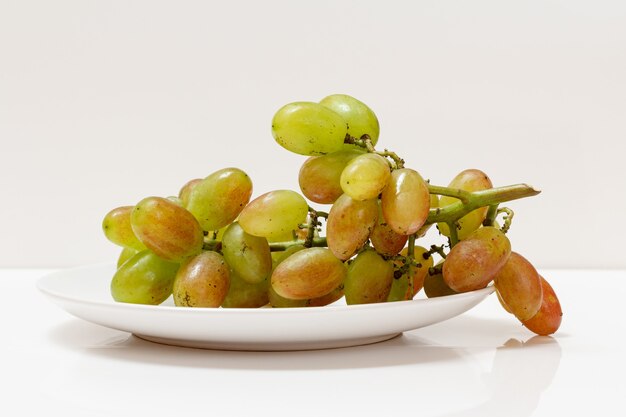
[102,206,146,251]
[494,252,543,321]
[438,169,493,240]
[271,247,346,300]
[370,201,408,257]
[340,153,391,201]
[111,250,179,305]
[238,190,309,240]
[221,222,272,285]
[131,197,204,262]
[326,194,378,261]
[173,251,230,307]
[443,226,511,292]
[381,168,430,235]
[522,276,563,335]
[221,270,269,308]
[117,247,139,268]
[344,249,394,305]
[272,102,347,156]
[187,168,253,231]
[299,149,363,204]
[319,94,380,146]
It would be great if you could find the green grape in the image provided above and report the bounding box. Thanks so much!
[111,250,179,305]
[442,226,511,292]
[424,263,458,298]
[271,244,305,269]
[172,251,230,307]
[166,196,183,206]
[221,222,272,284]
[522,276,563,335]
[340,153,391,201]
[494,252,543,321]
[130,196,204,262]
[178,178,202,208]
[437,169,493,239]
[326,194,378,261]
[387,269,410,302]
[306,284,345,307]
[187,167,253,231]
[386,246,432,301]
[221,269,269,308]
[344,249,393,305]
[238,190,308,240]
[298,149,363,204]
[381,168,430,235]
[405,246,433,297]
[369,201,408,256]
[271,247,346,300]
[268,285,308,308]
[102,206,146,251]
[272,102,348,156]
[319,94,380,146]
[117,247,139,268]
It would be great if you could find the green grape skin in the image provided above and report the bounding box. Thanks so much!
[166,196,183,206]
[221,269,269,308]
[326,194,378,261]
[268,285,308,308]
[369,201,408,257]
[111,250,179,305]
[381,168,430,235]
[172,251,230,307]
[187,168,253,231]
[221,222,272,285]
[271,247,346,300]
[494,252,543,321]
[344,249,394,305]
[238,190,309,240]
[306,284,345,307]
[298,149,363,204]
[271,244,306,269]
[340,153,391,201]
[424,263,458,298]
[130,196,204,262]
[387,246,433,301]
[102,206,146,251]
[117,247,139,268]
[178,178,202,208]
[437,169,493,240]
[319,94,380,146]
[272,102,348,156]
[522,276,562,335]
[442,226,511,292]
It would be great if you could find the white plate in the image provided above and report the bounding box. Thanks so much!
[38,263,494,351]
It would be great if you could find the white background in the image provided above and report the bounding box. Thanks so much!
[1,0,625,268]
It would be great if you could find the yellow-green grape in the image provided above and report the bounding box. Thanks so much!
[102,206,146,251]
[221,222,272,285]
[271,247,346,300]
[416,194,439,237]
[437,169,493,239]
[166,196,183,206]
[369,201,408,256]
[424,263,458,298]
[344,249,394,305]
[298,149,363,204]
[130,197,204,262]
[442,226,511,292]
[221,269,269,308]
[387,268,410,302]
[178,178,202,208]
[392,246,434,299]
[172,251,230,307]
[238,190,308,240]
[326,194,378,261]
[268,285,308,308]
[272,102,348,156]
[271,244,306,269]
[494,252,543,321]
[319,94,380,146]
[381,168,430,235]
[306,284,345,307]
[187,168,253,231]
[111,250,179,304]
[117,247,139,268]
[340,153,391,201]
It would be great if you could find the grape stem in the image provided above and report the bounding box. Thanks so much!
[344,134,405,169]
[270,237,327,252]
[497,207,515,234]
[483,204,499,227]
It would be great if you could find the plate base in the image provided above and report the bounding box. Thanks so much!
[134,332,402,351]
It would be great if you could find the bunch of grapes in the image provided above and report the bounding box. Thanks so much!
[102,94,562,336]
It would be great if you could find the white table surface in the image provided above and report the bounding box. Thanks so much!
[1,268,624,417]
